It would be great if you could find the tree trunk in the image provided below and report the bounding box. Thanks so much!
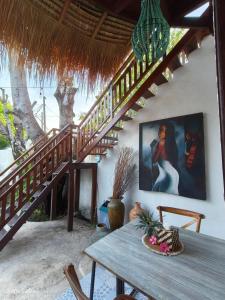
[54,78,78,129]
[8,55,44,143]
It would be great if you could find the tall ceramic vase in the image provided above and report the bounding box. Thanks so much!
[108,198,125,231]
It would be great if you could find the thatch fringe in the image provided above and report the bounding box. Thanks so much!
[0,0,131,88]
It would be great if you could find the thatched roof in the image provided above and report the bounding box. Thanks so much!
[0,0,134,86]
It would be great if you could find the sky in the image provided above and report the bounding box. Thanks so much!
[0,3,209,131]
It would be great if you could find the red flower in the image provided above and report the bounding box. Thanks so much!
[160,242,170,254]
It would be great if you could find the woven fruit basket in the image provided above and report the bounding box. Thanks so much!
[142,234,184,256]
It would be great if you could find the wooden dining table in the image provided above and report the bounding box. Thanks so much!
[84,220,225,300]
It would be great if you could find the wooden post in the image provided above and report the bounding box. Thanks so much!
[50,177,57,220]
[213,0,225,198]
[67,166,74,231]
[74,169,80,214]
[91,165,97,224]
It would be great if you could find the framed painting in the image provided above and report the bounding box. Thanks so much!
[139,113,206,200]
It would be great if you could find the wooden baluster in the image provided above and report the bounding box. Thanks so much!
[56,144,60,166]
[121,76,125,97]
[33,166,37,192]
[63,138,67,161]
[10,189,15,217]
[118,80,122,101]
[111,85,115,118]
[26,173,31,202]
[133,62,137,84]
[129,65,133,89]
[46,153,50,176]
[64,135,68,161]
[96,108,99,130]
[39,159,44,183]
[104,94,107,120]
[0,195,6,228]
[18,179,23,207]
[125,72,129,94]
[139,60,143,77]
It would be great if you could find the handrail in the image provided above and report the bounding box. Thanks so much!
[76,28,209,162]
[0,132,71,198]
[0,128,59,179]
[0,124,72,190]
[0,131,72,230]
[78,51,134,127]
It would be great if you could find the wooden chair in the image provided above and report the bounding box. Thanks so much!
[157,206,205,233]
[63,264,135,300]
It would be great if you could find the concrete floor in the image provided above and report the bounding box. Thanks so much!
[0,218,95,300]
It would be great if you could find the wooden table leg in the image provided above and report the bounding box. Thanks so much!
[90,261,96,300]
[116,277,125,296]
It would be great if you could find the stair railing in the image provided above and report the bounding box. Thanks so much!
[0,128,60,182]
[0,130,72,230]
[76,29,207,161]
[0,124,73,192]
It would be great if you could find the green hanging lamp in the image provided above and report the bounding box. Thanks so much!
[131,0,170,62]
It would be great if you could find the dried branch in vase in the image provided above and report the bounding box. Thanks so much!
[112,147,136,199]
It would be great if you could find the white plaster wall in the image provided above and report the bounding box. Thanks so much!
[82,36,225,239]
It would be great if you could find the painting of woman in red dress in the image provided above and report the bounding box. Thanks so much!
[139,113,206,200]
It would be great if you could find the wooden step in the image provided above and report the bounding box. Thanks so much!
[42,181,51,187]
[120,115,133,121]
[184,39,198,56]
[104,136,118,142]
[131,103,143,111]
[97,143,114,148]
[168,56,182,72]
[0,228,7,239]
[32,189,44,199]
[143,89,155,99]
[20,202,31,213]
[89,152,106,156]
[8,214,20,228]
[154,74,168,86]
[52,162,68,176]
[112,126,123,131]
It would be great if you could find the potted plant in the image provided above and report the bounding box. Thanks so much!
[108,147,136,231]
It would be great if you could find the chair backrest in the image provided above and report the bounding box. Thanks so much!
[157,206,205,233]
[63,264,89,300]
[64,264,136,300]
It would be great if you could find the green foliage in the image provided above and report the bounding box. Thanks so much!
[0,101,6,126]
[0,134,10,149]
[167,29,186,52]
[29,206,49,222]
[0,98,16,136]
[136,211,163,236]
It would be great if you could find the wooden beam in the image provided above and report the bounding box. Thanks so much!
[74,169,80,213]
[67,166,74,231]
[171,16,212,29]
[50,176,57,220]
[173,0,208,17]
[91,165,97,224]
[59,0,71,24]
[213,0,225,199]
[91,11,108,41]
[113,0,132,14]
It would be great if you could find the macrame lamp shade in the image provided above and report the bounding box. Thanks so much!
[131,0,170,62]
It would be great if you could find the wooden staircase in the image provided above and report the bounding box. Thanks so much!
[0,28,209,251]
[0,126,73,250]
[76,29,209,162]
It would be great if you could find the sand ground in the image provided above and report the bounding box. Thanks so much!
[0,218,95,300]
